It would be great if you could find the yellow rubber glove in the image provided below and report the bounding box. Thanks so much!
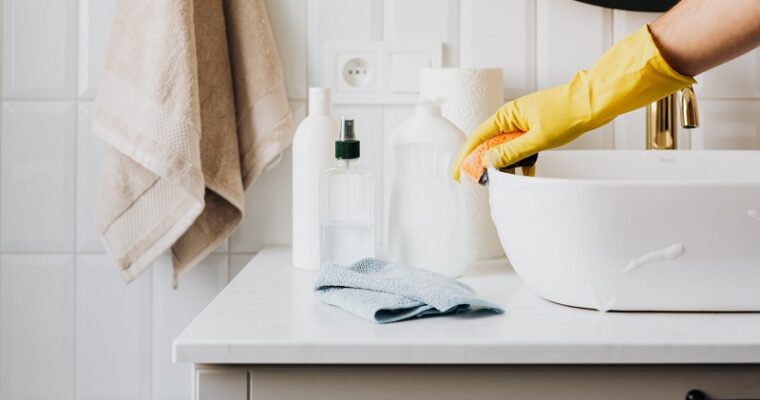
[451,25,696,182]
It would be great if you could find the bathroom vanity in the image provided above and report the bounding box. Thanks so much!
[173,247,760,400]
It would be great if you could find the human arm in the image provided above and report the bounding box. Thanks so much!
[650,0,760,76]
[452,0,760,182]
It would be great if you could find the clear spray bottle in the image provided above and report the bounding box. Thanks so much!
[319,116,375,267]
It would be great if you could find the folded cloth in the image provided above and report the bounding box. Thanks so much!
[94,0,293,286]
[314,258,504,324]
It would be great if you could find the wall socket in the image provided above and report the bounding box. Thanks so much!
[337,54,376,93]
[325,40,442,104]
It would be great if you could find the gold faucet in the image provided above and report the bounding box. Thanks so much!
[646,86,699,149]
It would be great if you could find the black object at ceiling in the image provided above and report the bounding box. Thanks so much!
[574,0,679,12]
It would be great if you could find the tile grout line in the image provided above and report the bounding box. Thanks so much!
[72,0,80,397]
[0,0,3,390]
[148,248,154,400]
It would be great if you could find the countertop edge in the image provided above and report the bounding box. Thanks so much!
[173,342,760,365]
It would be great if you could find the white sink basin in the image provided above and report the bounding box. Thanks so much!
[488,150,760,312]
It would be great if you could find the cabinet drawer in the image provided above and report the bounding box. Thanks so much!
[245,365,760,400]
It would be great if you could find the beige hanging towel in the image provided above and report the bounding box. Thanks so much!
[94,0,293,285]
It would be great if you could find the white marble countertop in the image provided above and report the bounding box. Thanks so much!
[173,247,760,365]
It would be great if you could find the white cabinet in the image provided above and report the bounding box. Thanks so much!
[192,365,760,400]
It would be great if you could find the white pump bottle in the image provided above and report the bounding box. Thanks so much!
[292,88,339,269]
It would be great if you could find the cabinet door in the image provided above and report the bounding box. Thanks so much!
[195,367,248,400]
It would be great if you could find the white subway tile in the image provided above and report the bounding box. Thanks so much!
[1,101,77,252]
[696,50,760,99]
[307,0,383,86]
[152,254,229,400]
[0,254,75,400]
[613,107,647,150]
[536,0,614,149]
[76,254,152,400]
[3,0,77,99]
[76,102,106,252]
[78,0,117,99]
[265,0,308,100]
[230,148,294,252]
[230,101,305,253]
[692,100,760,150]
[536,0,612,88]
[460,0,536,98]
[384,0,459,67]
[612,9,660,41]
[556,121,614,150]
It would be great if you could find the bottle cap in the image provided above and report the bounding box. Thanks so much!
[416,98,444,115]
[335,116,360,160]
[308,87,332,116]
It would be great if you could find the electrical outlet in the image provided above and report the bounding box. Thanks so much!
[337,53,377,93]
[325,40,442,104]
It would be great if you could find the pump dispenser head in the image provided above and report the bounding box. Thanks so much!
[335,116,360,160]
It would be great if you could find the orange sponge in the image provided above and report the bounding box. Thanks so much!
[461,131,535,184]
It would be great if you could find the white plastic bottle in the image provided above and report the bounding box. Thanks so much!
[387,101,467,276]
[292,88,339,270]
[320,116,375,267]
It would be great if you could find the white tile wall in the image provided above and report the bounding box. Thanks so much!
[151,255,228,400]
[307,0,383,86]
[537,0,614,149]
[1,101,77,252]
[697,51,760,99]
[2,0,77,99]
[78,0,116,98]
[2,0,760,399]
[692,100,760,150]
[460,0,536,98]
[384,0,459,67]
[76,101,106,252]
[265,0,307,99]
[76,254,152,400]
[230,101,306,253]
[230,148,295,252]
[1,254,76,400]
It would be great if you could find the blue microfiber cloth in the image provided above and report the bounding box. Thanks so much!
[314,258,504,324]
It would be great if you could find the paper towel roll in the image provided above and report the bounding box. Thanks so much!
[419,68,505,262]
